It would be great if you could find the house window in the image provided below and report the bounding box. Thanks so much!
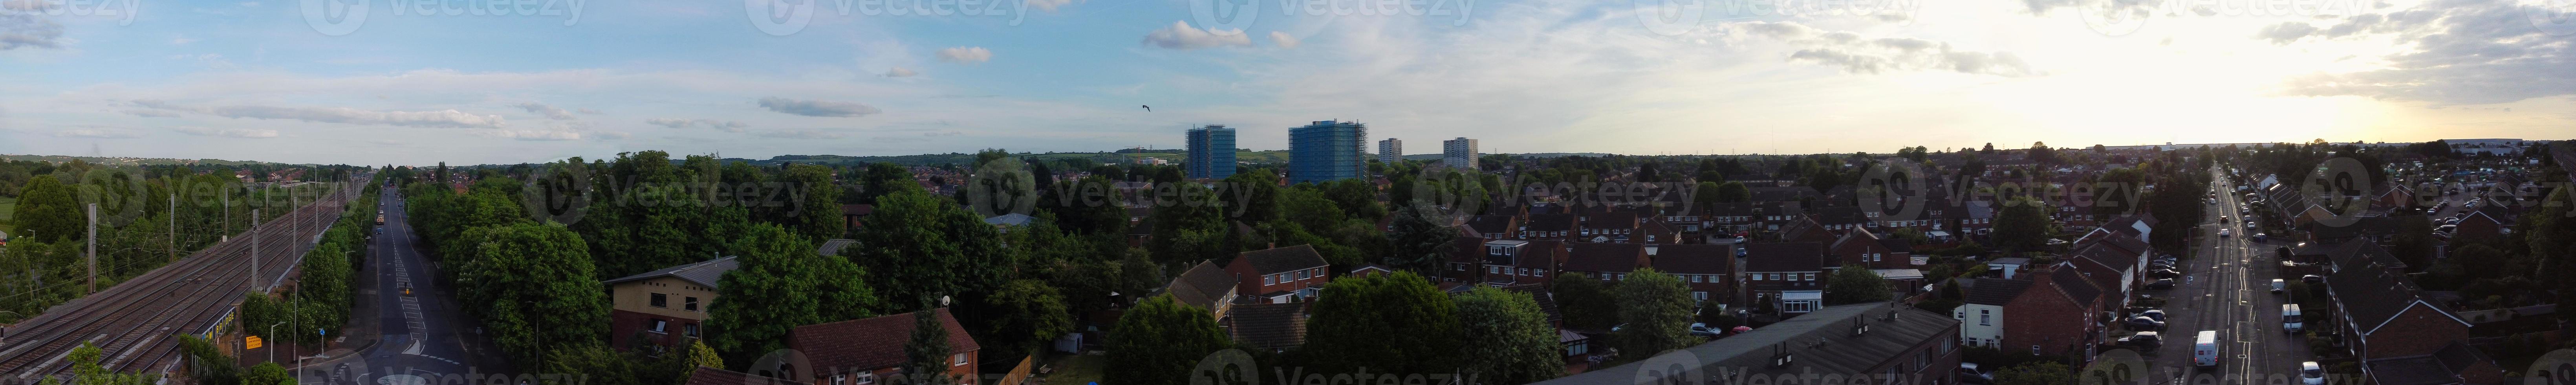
[1954,311,1963,319]
[2032,345,2041,355]
[1264,275,1275,285]
[952,353,969,366]
[650,293,668,308]
[1536,270,1547,277]
[1298,271,1311,280]
[1567,341,1590,356]
[856,372,874,385]
[1489,266,1501,274]
[833,375,848,385]
[648,319,668,334]
[684,297,700,312]
[684,323,699,337]
[1979,310,1991,326]
[1690,275,1702,283]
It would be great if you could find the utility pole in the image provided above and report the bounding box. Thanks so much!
[170,194,178,263]
[251,209,261,292]
[87,204,97,295]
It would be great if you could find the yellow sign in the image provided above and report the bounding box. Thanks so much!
[245,336,264,350]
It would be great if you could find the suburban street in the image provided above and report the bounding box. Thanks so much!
[2141,168,2313,385]
[297,186,487,385]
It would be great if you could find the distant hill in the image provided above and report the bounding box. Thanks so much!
[0,154,308,167]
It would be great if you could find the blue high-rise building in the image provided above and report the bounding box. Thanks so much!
[1186,125,1236,180]
[1288,120,1367,184]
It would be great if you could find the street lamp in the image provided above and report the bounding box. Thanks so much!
[525,300,543,371]
[267,321,286,363]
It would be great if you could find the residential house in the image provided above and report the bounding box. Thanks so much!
[1652,244,1734,305]
[1742,242,1828,314]
[2325,258,2505,385]
[1580,211,1640,243]
[1561,242,1651,282]
[1531,302,1962,385]
[1523,214,1578,242]
[1828,227,1913,270]
[603,256,738,350]
[787,309,982,385]
[1163,261,1241,318]
[1226,245,1333,303]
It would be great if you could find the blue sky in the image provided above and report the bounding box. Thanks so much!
[1,0,2571,165]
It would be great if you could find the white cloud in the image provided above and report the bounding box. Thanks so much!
[513,102,577,120]
[54,128,140,138]
[475,129,585,141]
[936,47,992,64]
[132,100,509,128]
[1,6,65,50]
[757,97,882,117]
[577,108,602,114]
[646,118,749,132]
[1728,21,2037,77]
[2255,22,2318,45]
[124,109,182,117]
[884,67,919,77]
[172,126,280,138]
[1143,21,1250,50]
[1269,31,1300,49]
[753,130,848,139]
[2270,0,2576,104]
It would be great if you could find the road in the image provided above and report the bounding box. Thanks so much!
[297,186,485,385]
[2137,168,2312,385]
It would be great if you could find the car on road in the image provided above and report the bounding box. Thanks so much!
[2126,316,2166,330]
[2146,279,2176,290]
[2193,331,2221,367]
[2253,233,2267,241]
[2245,222,2257,229]
[375,228,384,235]
[2283,304,2305,333]
[2272,279,2287,293]
[1689,323,1723,338]
[2218,229,2231,237]
[2301,362,2326,385]
[1958,363,1994,384]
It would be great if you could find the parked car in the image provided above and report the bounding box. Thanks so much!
[2218,229,2231,237]
[1959,363,1995,384]
[2147,279,2177,290]
[2253,233,2267,242]
[2302,275,2325,284]
[2151,269,2182,278]
[2301,362,2326,385]
[2117,331,2162,348]
[2271,279,2286,293]
[1689,323,1723,338]
[2136,310,2167,322]
[2127,316,2167,330]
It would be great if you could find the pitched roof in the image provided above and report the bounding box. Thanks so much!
[1500,284,1562,323]
[1586,211,1639,230]
[2047,267,2103,308]
[2328,238,2407,270]
[602,256,741,288]
[1962,278,2033,306]
[1464,214,1519,235]
[1743,242,1825,272]
[1529,303,1958,385]
[1514,240,1564,269]
[818,239,859,257]
[2309,215,2415,240]
[1524,214,1578,233]
[2328,257,2464,335]
[789,308,981,373]
[1650,244,1733,275]
[1164,261,1239,311]
[1562,242,1647,273]
[1238,245,1330,275]
[1228,302,1309,350]
[684,367,793,385]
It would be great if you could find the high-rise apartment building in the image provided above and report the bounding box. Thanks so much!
[1443,137,1479,170]
[1289,121,1367,184]
[1379,138,1402,164]
[1186,125,1236,180]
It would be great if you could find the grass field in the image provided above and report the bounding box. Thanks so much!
[1038,354,1105,385]
[0,196,15,236]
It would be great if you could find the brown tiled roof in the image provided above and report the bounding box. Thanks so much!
[2048,267,2102,308]
[1228,302,1309,350]
[1500,284,1562,323]
[789,308,982,374]
[1525,214,1577,233]
[1514,240,1563,269]
[1465,214,1520,235]
[684,367,793,385]
[1238,245,1330,275]
[1962,278,2032,306]
[1562,242,1646,273]
[1650,244,1732,275]
[1165,261,1238,311]
[1742,242,1825,272]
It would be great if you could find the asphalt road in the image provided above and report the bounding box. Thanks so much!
[299,187,484,385]
[2135,169,2314,385]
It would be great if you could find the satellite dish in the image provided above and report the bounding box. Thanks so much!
[941,295,952,307]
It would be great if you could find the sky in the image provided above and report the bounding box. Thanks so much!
[0,0,2569,165]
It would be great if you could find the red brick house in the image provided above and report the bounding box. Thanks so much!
[787,309,981,385]
[2327,259,2504,384]
[1497,240,1565,287]
[2452,206,2514,240]
[1521,214,1578,242]
[1741,242,1827,314]
[2001,266,2103,357]
[1650,243,1732,305]
[1226,245,1333,303]
[1828,227,1912,270]
[1560,242,1650,282]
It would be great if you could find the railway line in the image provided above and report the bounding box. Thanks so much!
[0,178,366,381]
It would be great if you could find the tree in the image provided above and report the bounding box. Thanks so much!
[1994,361,2072,385]
[708,224,879,363]
[972,279,1073,356]
[780,164,847,241]
[1104,295,1232,385]
[1826,264,1893,304]
[452,222,613,363]
[1551,272,1619,330]
[1305,271,1466,376]
[1991,196,2055,253]
[1610,269,1694,358]
[1454,287,1570,383]
[905,310,958,385]
[850,189,1011,311]
[13,175,78,242]
[1383,205,1456,273]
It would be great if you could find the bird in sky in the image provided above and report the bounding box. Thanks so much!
[1141,105,1151,112]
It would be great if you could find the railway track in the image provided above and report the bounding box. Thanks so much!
[0,180,364,380]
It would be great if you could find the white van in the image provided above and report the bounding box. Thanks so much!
[2283,305,2304,333]
[2193,330,2220,367]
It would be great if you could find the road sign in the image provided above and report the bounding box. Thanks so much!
[246,336,264,350]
